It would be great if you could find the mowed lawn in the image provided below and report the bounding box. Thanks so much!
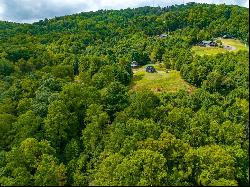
[220,38,249,52]
[191,46,226,56]
[191,38,248,56]
[130,65,195,94]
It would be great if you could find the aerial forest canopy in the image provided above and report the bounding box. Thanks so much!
[0,3,249,186]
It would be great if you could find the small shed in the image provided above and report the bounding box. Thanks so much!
[131,61,139,68]
[159,34,168,38]
[222,34,233,39]
[145,65,156,73]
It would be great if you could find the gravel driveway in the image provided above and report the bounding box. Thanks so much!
[223,45,236,51]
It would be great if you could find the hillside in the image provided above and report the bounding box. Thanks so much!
[0,3,249,186]
[192,38,249,56]
[130,64,196,94]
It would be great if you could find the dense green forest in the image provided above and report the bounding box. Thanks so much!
[0,2,249,186]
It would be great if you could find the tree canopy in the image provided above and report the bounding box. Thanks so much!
[0,3,249,186]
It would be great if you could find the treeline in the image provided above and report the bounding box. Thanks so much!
[0,2,249,186]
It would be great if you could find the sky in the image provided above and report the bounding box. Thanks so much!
[0,0,249,23]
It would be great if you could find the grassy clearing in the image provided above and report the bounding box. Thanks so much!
[191,38,248,56]
[191,46,227,56]
[130,64,195,94]
[220,38,249,52]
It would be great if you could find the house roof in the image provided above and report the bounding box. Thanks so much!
[223,34,233,38]
[131,61,138,65]
[159,34,168,38]
[202,40,212,44]
[131,64,138,67]
[131,61,139,67]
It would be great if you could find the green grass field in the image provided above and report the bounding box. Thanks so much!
[191,38,248,56]
[220,38,249,52]
[130,64,195,94]
[191,46,227,56]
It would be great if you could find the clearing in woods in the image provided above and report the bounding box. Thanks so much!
[191,38,249,56]
[130,63,195,94]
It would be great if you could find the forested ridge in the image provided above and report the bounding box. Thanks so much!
[0,2,249,186]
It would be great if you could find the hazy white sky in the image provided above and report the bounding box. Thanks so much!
[0,0,248,23]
